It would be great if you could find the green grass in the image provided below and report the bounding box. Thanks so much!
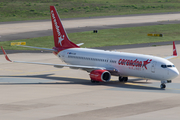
[1,23,180,50]
[1,0,180,22]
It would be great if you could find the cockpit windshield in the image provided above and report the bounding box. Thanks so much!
[161,65,175,68]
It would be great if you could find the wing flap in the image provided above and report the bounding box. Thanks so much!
[13,61,105,72]
[13,61,105,70]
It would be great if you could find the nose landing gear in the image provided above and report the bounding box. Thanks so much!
[160,80,171,89]
[160,83,166,89]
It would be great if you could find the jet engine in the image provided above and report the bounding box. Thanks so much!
[90,70,111,82]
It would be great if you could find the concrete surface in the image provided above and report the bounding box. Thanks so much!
[0,44,180,120]
[1,13,180,35]
[1,13,180,41]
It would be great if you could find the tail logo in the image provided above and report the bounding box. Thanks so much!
[51,10,64,46]
[58,35,64,46]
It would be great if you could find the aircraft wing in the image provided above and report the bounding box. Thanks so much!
[17,44,84,50]
[17,45,57,52]
[164,56,177,59]
[1,46,105,72]
[164,41,178,60]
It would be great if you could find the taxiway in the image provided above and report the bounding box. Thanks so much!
[0,44,180,120]
[1,13,180,41]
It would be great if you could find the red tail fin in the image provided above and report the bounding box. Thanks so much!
[50,6,79,49]
[173,41,177,56]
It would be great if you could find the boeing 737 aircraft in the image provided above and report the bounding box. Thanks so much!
[1,6,179,89]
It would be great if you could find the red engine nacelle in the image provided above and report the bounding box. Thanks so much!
[89,70,111,82]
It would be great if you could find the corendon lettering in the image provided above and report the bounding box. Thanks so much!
[118,59,152,69]
[51,10,64,46]
[51,10,61,37]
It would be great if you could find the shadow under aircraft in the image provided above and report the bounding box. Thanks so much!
[0,74,162,91]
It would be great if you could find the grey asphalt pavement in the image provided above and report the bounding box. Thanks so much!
[1,20,180,42]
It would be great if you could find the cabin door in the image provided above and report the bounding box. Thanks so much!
[151,62,156,73]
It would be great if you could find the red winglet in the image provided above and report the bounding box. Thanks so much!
[173,41,177,56]
[1,46,12,62]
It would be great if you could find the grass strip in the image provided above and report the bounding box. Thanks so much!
[1,0,180,22]
[1,23,180,50]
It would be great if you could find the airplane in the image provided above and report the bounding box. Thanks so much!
[1,6,179,89]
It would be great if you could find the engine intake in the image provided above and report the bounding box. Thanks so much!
[90,70,111,82]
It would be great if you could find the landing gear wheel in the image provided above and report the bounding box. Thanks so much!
[160,84,166,89]
[91,79,96,83]
[119,76,123,82]
[124,77,128,82]
[119,77,128,82]
[91,79,99,83]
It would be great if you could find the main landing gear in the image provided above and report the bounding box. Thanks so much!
[91,79,99,83]
[160,80,172,89]
[119,76,128,82]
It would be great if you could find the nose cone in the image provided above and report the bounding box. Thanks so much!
[168,68,179,80]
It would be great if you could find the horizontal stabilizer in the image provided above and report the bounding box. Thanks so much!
[76,43,84,46]
[17,45,57,52]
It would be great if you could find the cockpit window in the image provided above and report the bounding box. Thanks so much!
[161,65,166,68]
[161,65,175,68]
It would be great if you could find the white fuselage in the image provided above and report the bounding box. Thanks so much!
[58,48,179,81]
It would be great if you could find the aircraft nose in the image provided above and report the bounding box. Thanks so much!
[168,68,179,79]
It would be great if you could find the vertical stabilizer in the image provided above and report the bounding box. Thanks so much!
[173,41,177,56]
[50,6,79,49]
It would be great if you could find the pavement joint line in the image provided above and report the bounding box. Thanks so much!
[1,68,69,76]
[125,82,151,87]
[125,82,162,89]
[126,82,180,91]
[171,57,180,59]
[50,75,90,80]
[0,69,23,72]
[0,75,90,81]
[166,87,180,91]
[0,76,45,80]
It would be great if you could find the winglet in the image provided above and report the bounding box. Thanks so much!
[1,46,12,62]
[173,41,177,56]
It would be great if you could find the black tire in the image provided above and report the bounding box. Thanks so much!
[91,79,96,83]
[160,84,166,89]
[124,77,128,82]
[119,77,128,82]
[119,76,123,82]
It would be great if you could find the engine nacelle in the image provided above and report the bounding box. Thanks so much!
[90,70,111,82]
